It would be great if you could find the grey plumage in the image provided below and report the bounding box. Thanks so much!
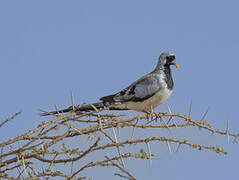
[101,72,162,103]
[41,52,178,116]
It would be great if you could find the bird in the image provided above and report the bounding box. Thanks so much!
[41,52,178,116]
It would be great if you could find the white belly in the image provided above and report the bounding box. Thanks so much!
[111,88,172,112]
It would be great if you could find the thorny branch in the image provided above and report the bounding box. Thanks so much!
[0,109,238,179]
[0,112,21,128]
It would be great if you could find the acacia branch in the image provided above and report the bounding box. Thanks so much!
[0,110,238,179]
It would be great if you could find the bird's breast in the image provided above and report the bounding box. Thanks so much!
[141,88,172,111]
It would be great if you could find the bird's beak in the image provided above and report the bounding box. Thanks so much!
[172,61,179,69]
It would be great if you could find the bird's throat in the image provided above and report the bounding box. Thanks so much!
[163,66,174,90]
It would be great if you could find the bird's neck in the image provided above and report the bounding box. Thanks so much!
[154,65,174,90]
[164,65,174,90]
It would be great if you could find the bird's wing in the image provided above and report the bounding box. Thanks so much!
[100,73,163,103]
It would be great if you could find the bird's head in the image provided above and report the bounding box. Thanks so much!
[156,52,179,70]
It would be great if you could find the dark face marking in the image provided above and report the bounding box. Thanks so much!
[166,55,175,62]
[163,55,176,71]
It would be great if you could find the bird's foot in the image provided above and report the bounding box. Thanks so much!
[143,110,159,122]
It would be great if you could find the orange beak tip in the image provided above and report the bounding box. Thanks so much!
[173,62,179,69]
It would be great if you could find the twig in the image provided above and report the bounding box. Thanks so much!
[0,112,21,128]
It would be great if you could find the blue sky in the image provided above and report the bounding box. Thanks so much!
[0,1,239,179]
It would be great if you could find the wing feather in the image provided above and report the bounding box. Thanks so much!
[101,73,163,103]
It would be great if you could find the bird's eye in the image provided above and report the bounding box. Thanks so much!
[166,55,175,62]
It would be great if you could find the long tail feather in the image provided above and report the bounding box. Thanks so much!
[40,102,105,116]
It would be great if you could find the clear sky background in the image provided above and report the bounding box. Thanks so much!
[0,1,239,179]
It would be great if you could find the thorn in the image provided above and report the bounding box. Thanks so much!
[167,105,178,127]
[160,117,173,135]
[167,105,173,124]
[112,127,125,168]
[98,118,103,130]
[200,107,210,122]
[166,141,172,154]
[90,104,99,113]
[21,156,27,177]
[131,119,139,140]
[188,100,193,119]
[54,104,60,115]
[112,127,118,143]
[176,143,181,153]
[146,142,152,167]
[70,90,75,111]
[226,119,230,144]
[117,125,121,142]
